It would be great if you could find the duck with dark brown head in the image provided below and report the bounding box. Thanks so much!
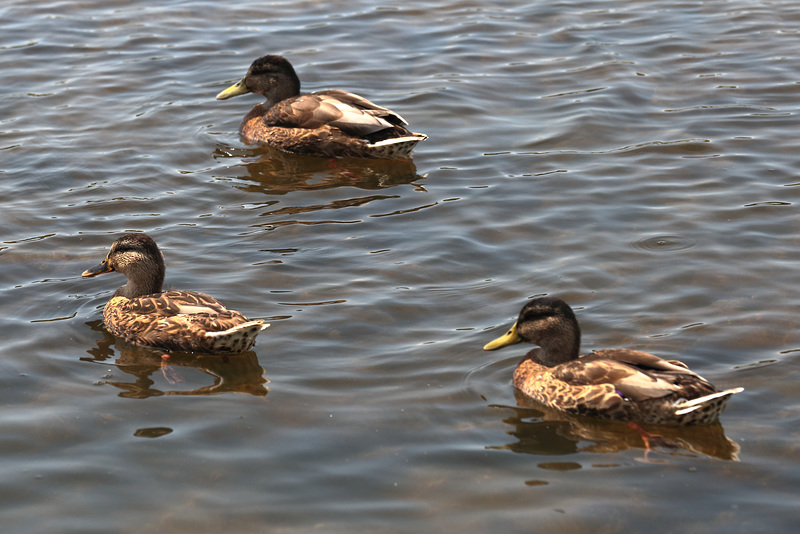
[484,297,742,425]
[216,55,427,158]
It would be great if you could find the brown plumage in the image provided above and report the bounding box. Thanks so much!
[484,297,742,425]
[82,233,268,354]
[216,55,427,158]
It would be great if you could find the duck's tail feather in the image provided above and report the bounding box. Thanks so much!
[674,387,744,415]
[205,321,269,353]
[367,133,427,158]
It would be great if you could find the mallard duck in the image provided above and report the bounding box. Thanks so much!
[216,55,427,158]
[484,297,743,425]
[82,233,268,354]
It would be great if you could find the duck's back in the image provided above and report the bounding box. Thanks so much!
[238,90,425,157]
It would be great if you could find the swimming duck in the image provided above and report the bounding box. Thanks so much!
[82,233,268,354]
[484,297,742,425]
[216,55,427,158]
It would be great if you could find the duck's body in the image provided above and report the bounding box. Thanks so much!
[216,55,426,158]
[484,297,742,426]
[82,233,268,354]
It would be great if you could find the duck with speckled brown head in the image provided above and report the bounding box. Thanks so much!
[82,233,268,354]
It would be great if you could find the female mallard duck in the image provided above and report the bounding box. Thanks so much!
[484,297,743,425]
[216,55,427,158]
[82,233,268,354]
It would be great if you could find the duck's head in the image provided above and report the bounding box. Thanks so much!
[483,297,582,364]
[82,233,165,298]
[216,55,301,105]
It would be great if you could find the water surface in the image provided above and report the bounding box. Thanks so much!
[2,0,800,532]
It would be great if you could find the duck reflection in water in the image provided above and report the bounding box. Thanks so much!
[213,143,427,196]
[488,390,740,462]
[83,320,269,399]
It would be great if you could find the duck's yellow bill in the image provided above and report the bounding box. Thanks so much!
[216,79,251,100]
[483,321,522,351]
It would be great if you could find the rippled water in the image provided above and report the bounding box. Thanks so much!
[3,0,800,532]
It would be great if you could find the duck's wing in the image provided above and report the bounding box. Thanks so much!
[551,350,712,402]
[315,90,409,125]
[591,349,703,376]
[159,290,232,316]
[111,291,252,334]
[121,290,231,317]
[268,91,406,136]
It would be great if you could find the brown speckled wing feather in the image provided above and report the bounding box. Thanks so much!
[103,290,257,353]
[550,350,716,403]
[590,349,700,375]
[119,290,230,316]
[313,90,408,124]
[265,91,406,136]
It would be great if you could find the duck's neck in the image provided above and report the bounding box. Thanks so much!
[268,84,298,106]
[532,324,581,367]
[262,74,300,107]
[113,258,164,299]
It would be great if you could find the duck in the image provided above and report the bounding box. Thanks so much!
[484,297,743,425]
[82,233,268,354]
[216,55,427,158]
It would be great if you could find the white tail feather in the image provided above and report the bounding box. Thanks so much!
[674,387,744,415]
[367,134,428,148]
[205,321,269,338]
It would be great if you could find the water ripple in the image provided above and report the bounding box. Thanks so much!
[2,0,800,531]
[630,235,697,253]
